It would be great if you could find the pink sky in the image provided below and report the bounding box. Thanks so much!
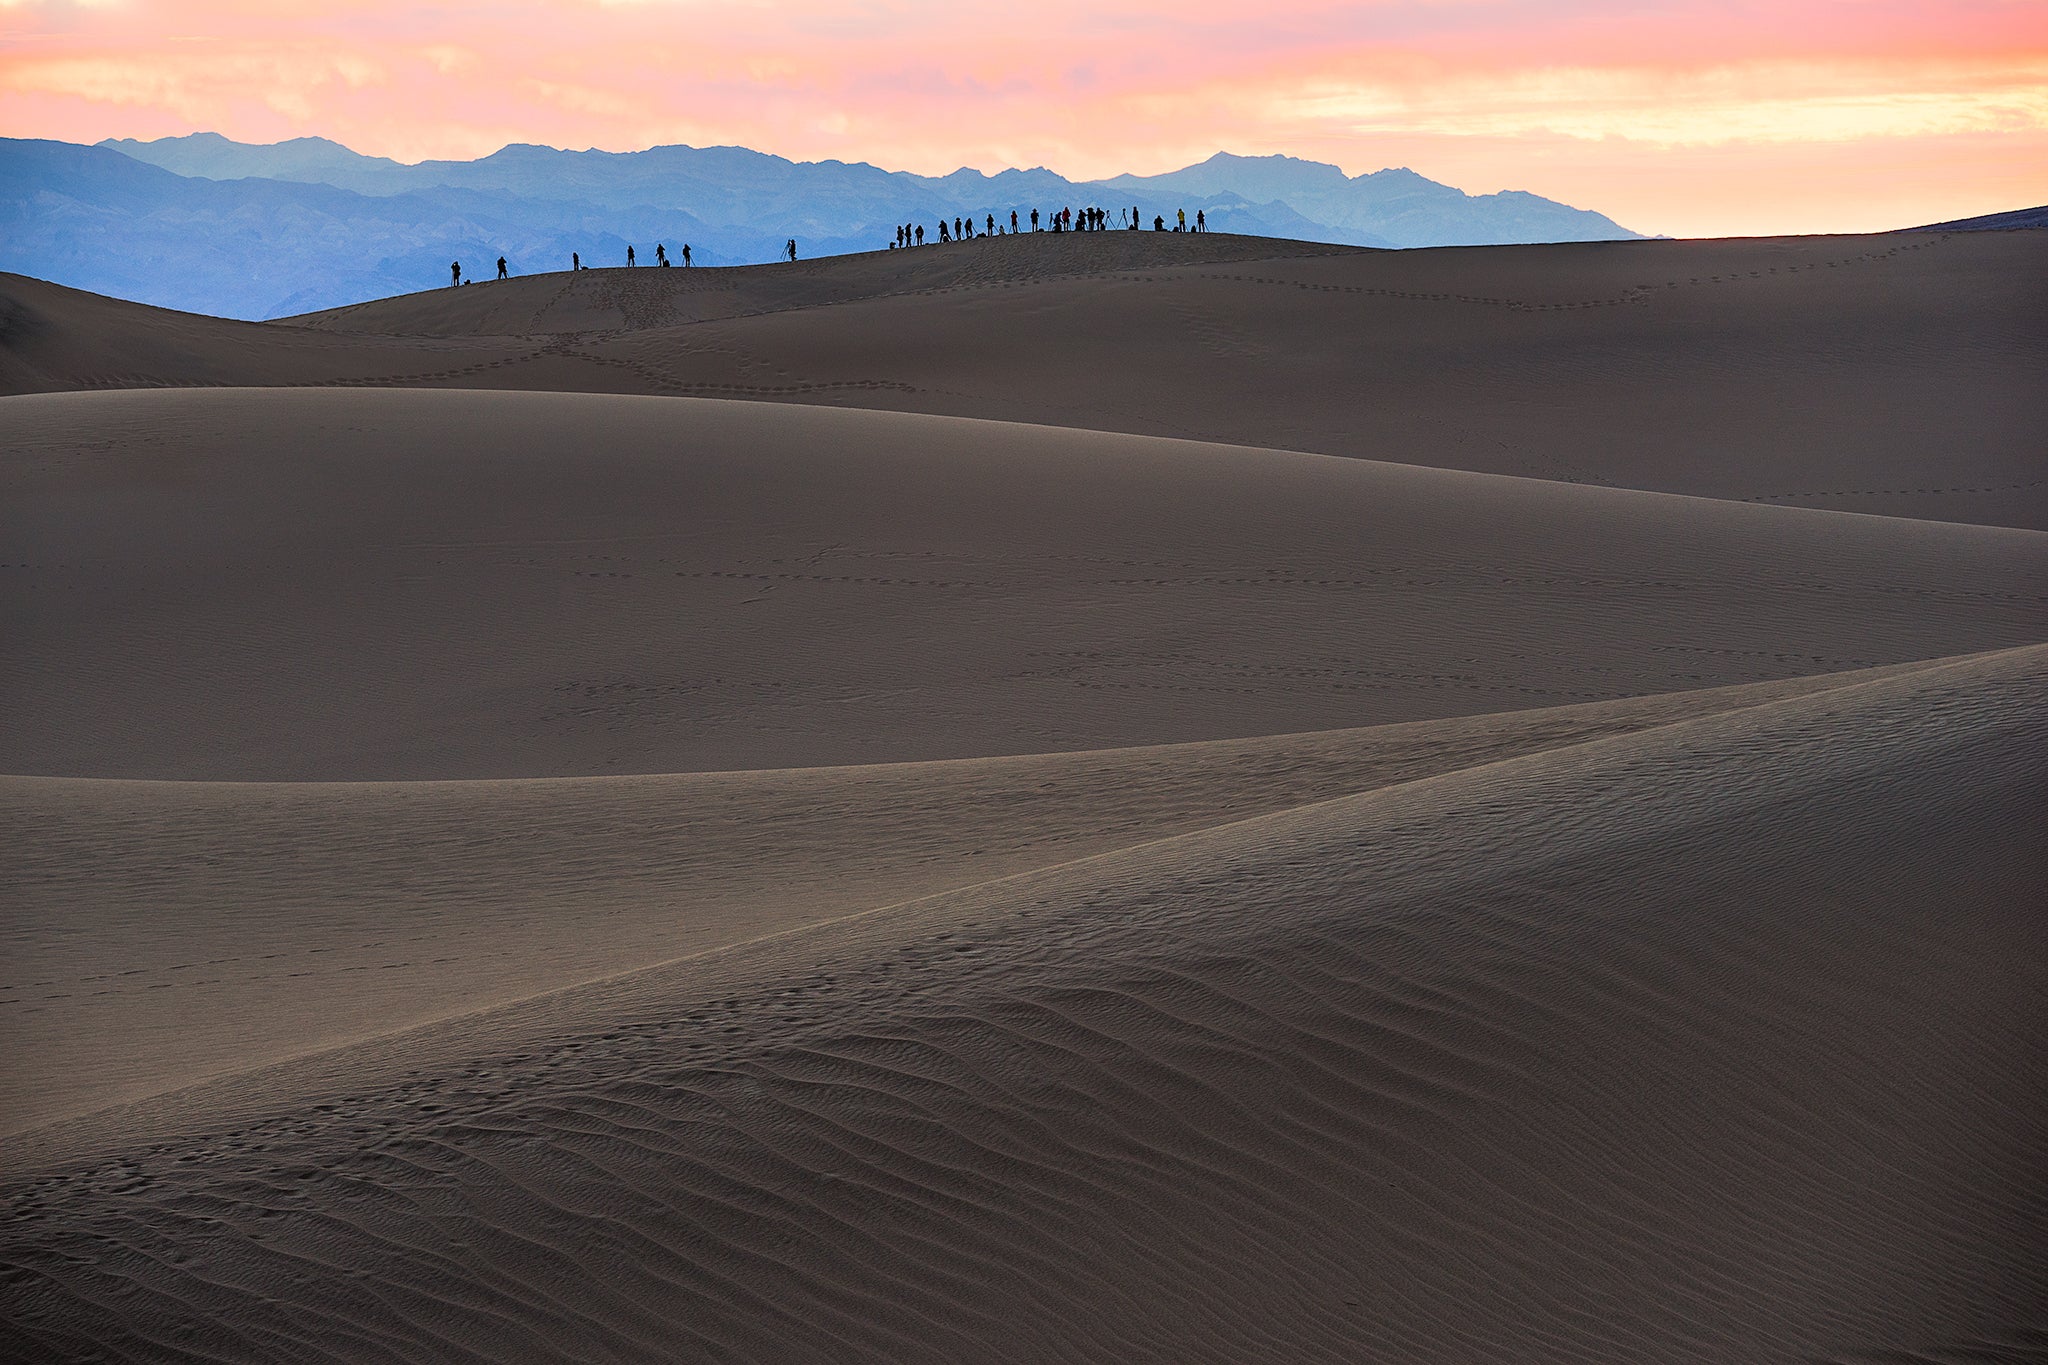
[3,0,2044,236]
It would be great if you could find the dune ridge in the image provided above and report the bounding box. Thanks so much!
[0,655,1960,1154]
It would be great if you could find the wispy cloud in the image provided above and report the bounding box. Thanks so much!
[2,0,2043,233]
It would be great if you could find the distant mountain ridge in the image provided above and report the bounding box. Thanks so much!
[6,133,1644,319]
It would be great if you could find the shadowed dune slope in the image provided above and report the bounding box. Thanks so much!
[5,388,2043,780]
[0,660,1950,1146]
[6,227,2044,526]
[4,646,2042,1364]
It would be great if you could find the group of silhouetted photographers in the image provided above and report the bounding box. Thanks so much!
[449,204,1210,284]
[450,241,700,285]
[889,205,1205,249]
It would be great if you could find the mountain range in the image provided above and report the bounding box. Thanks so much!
[3,133,1643,319]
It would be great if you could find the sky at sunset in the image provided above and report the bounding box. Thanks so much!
[3,0,2044,237]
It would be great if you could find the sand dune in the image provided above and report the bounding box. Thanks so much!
[6,387,2041,780]
[5,647,2042,1362]
[7,226,2044,526]
[3,232,2044,1362]
[0,658,1954,1146]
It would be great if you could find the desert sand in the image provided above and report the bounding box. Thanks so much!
[2,229,2044,1363]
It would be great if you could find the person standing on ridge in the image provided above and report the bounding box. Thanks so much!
[450,260,460,288]
[655,243,667,266]
[682,244,692,266]
[627,245,635,266]
[572,251,580,271]
[1177,209,1186,231]
[987,213,995,237]
[1197,209,1206,233]
[787,239,797,262]
[1131,205,1139,230]
[1011,210,1019,233]
[496,256,507,279]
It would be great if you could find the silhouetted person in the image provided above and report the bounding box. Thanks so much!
[916,224,924,245]
[451,260,460,288]
[1131,205,1139,230]
[656,243,667,266]
[627,245,635,266]
[1031,208,1040,231]
[986,213,995,236]
[572,251,580,271]
[682,243,691,266]
[497,256,507,279]
[1154,215,1165,231]
[787,239,797,262]
[1011,210,1019,233]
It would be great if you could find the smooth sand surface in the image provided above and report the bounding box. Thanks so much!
[6,388,2042,780]
[3,233,2044,1362]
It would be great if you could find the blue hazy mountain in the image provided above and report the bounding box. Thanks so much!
[1104,153,1639,247]
[7,134,1643,319]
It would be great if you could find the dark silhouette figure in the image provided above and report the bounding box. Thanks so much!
[627,245,635,267]
[1031,208,1040,231]
[682,244,691,266]
[1131,205,1140,230]
[915,224,925,245]
[656,243,668,266]
[986,214,995,236]
[1154,215,1165,231]
[496,256,507,279]
[451,260,460,288]
[1196,209,1206,233]
[787,239,797,262]
[572,251,580,271]
[1011,210,1019,233]
[939,220,950,242]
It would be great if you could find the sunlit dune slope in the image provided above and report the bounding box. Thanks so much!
[6,387,2042,781]
[5,646,2041,1363]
